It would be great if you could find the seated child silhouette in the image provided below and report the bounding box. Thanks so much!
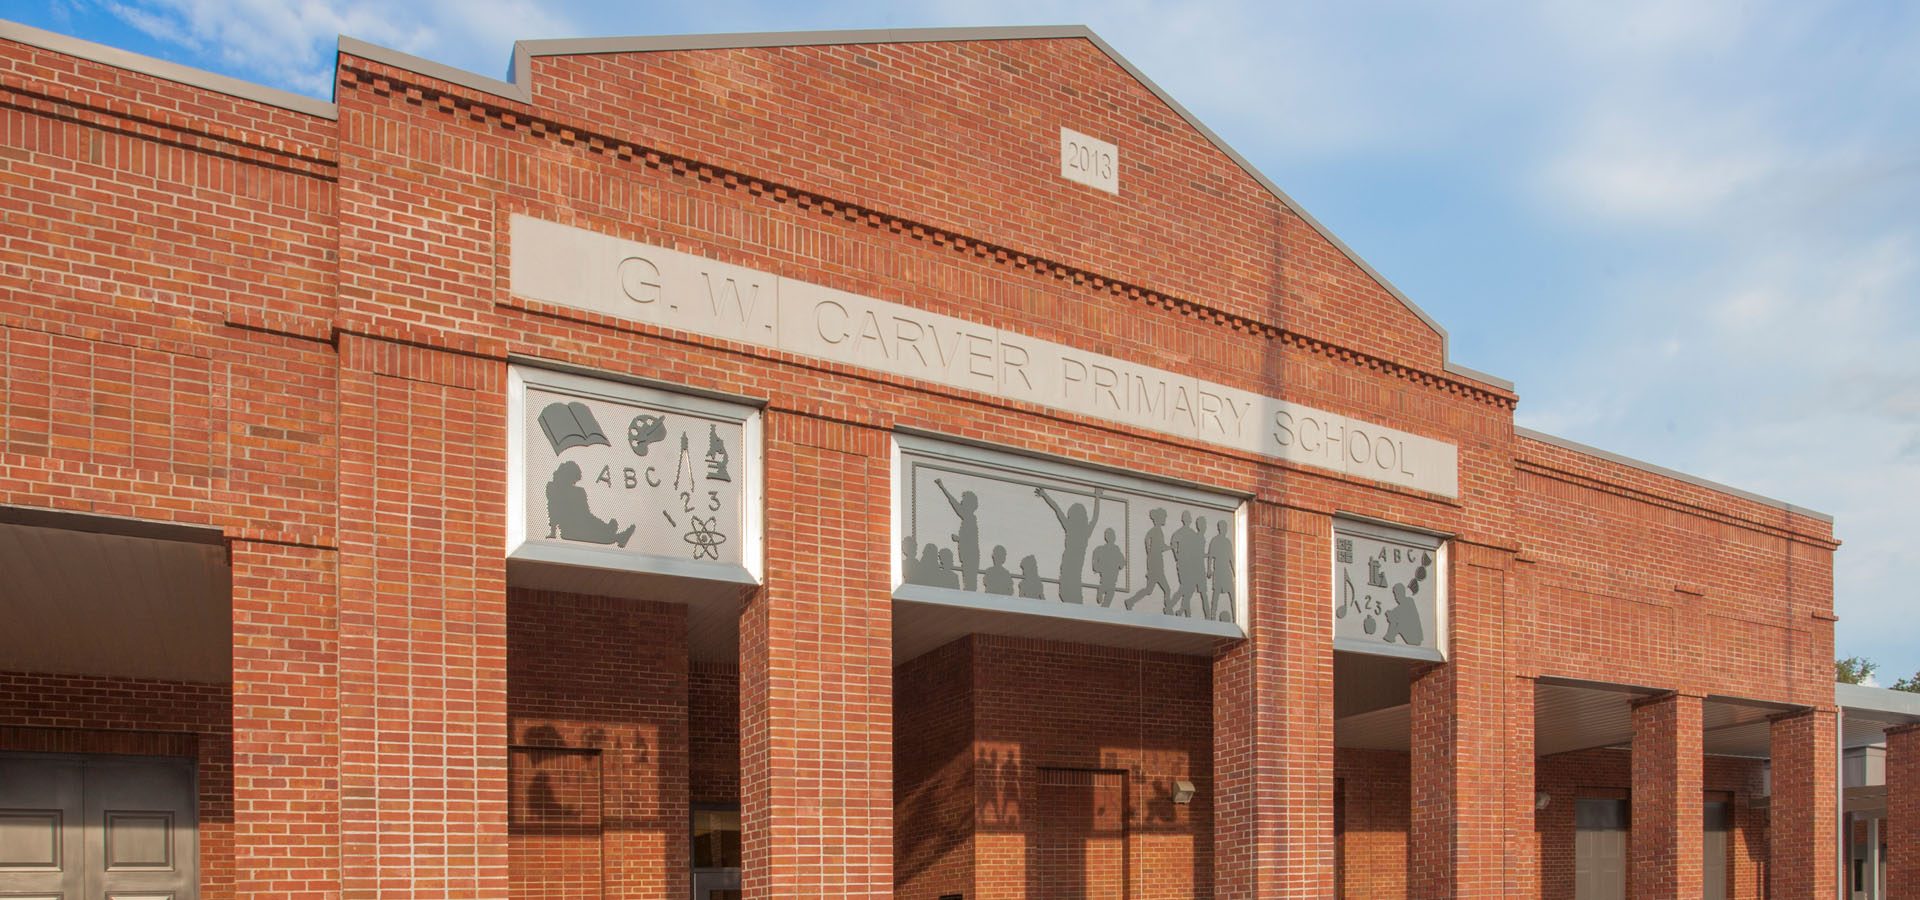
[546,460,636,547]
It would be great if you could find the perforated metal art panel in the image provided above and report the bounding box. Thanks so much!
[509,366,761,585]
[1333,519,1446,661]
[894,434,1245,639]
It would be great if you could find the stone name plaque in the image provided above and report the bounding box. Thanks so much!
[508,365,761,583]
[1060,127,1119,194]
[1333,519,1445,661]
[511,215,1459,497]
[894,434,1246,639]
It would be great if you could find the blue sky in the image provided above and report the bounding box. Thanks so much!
[13,0,1920,682]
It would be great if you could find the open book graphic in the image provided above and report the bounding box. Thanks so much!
[538,401,609,454]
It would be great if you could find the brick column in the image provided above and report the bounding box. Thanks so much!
[335,336,511,898]
[1505,676,1539,899]
[1768,708,1838,900]
[1631,692,1704,900]
[230,539,340,899]
[1889,724,1920,900]
[1213,503,1334,898]
[1409,543,1517,900]
[739,414,892,899]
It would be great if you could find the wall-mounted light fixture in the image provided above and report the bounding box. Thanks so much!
[1534,791,1552,811]
[1172,780,1197,804]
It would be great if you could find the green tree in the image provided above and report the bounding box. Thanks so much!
[1836,655,1879,685]
[1892,671,1920,693]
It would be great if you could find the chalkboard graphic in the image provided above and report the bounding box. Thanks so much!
[522,379,751,570]
[704,425,733,482]
[540,402,610,454]
[627,413,667,456]
[546,460,635,547]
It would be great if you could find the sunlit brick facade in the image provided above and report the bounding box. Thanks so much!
[2,18,1903,900]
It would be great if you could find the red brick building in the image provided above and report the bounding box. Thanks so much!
[0,18,1912,900]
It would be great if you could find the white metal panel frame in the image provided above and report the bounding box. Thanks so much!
[507,362,765,585]
[1330,514,1450,663]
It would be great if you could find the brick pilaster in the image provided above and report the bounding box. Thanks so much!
[1505,676,1539,899]
[739,413,892,899]
[1409,543,1516,900]
[230,539,340,900]
[1631,692,1704,900]
[1769,708,1838,900]
[1888,723,1920,900]
[1213,503,1334,898]
[335,335,511,898]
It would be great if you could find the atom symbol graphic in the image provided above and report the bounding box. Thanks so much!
[685,516,727,560]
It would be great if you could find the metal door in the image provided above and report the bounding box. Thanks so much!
[0,754,84,898]
[1574,798,1628,900]
[0,753,197,900]
[1703,800,1729,900]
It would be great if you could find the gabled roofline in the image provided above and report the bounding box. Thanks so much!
[6,17,1508,390]
[1516,426,1833,523]
[0,19,338,118]
[497,25,1508,392]
[349,25,1509,392]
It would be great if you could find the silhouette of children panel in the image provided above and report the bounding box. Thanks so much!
[896,440,1243,629]
[1333,525,1442,657]
[520,380,749,569]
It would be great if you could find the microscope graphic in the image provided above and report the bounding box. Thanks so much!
[704,424,732,483]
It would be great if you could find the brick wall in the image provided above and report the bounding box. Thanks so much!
[1335,749,1411,899]
[893,635,1213,899]
[972,635,1213,900]
[1889,725,1919,898]
[690,662,740,808]
[895,638,976,900]
[507,588,690,900]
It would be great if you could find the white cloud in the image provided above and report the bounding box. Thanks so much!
[99,0,575,93]
[1538,104,1784,226]
[1530,0,1758,59]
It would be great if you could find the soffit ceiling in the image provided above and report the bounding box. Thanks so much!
[1335,680,1825,760]
[0,521,231,684]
